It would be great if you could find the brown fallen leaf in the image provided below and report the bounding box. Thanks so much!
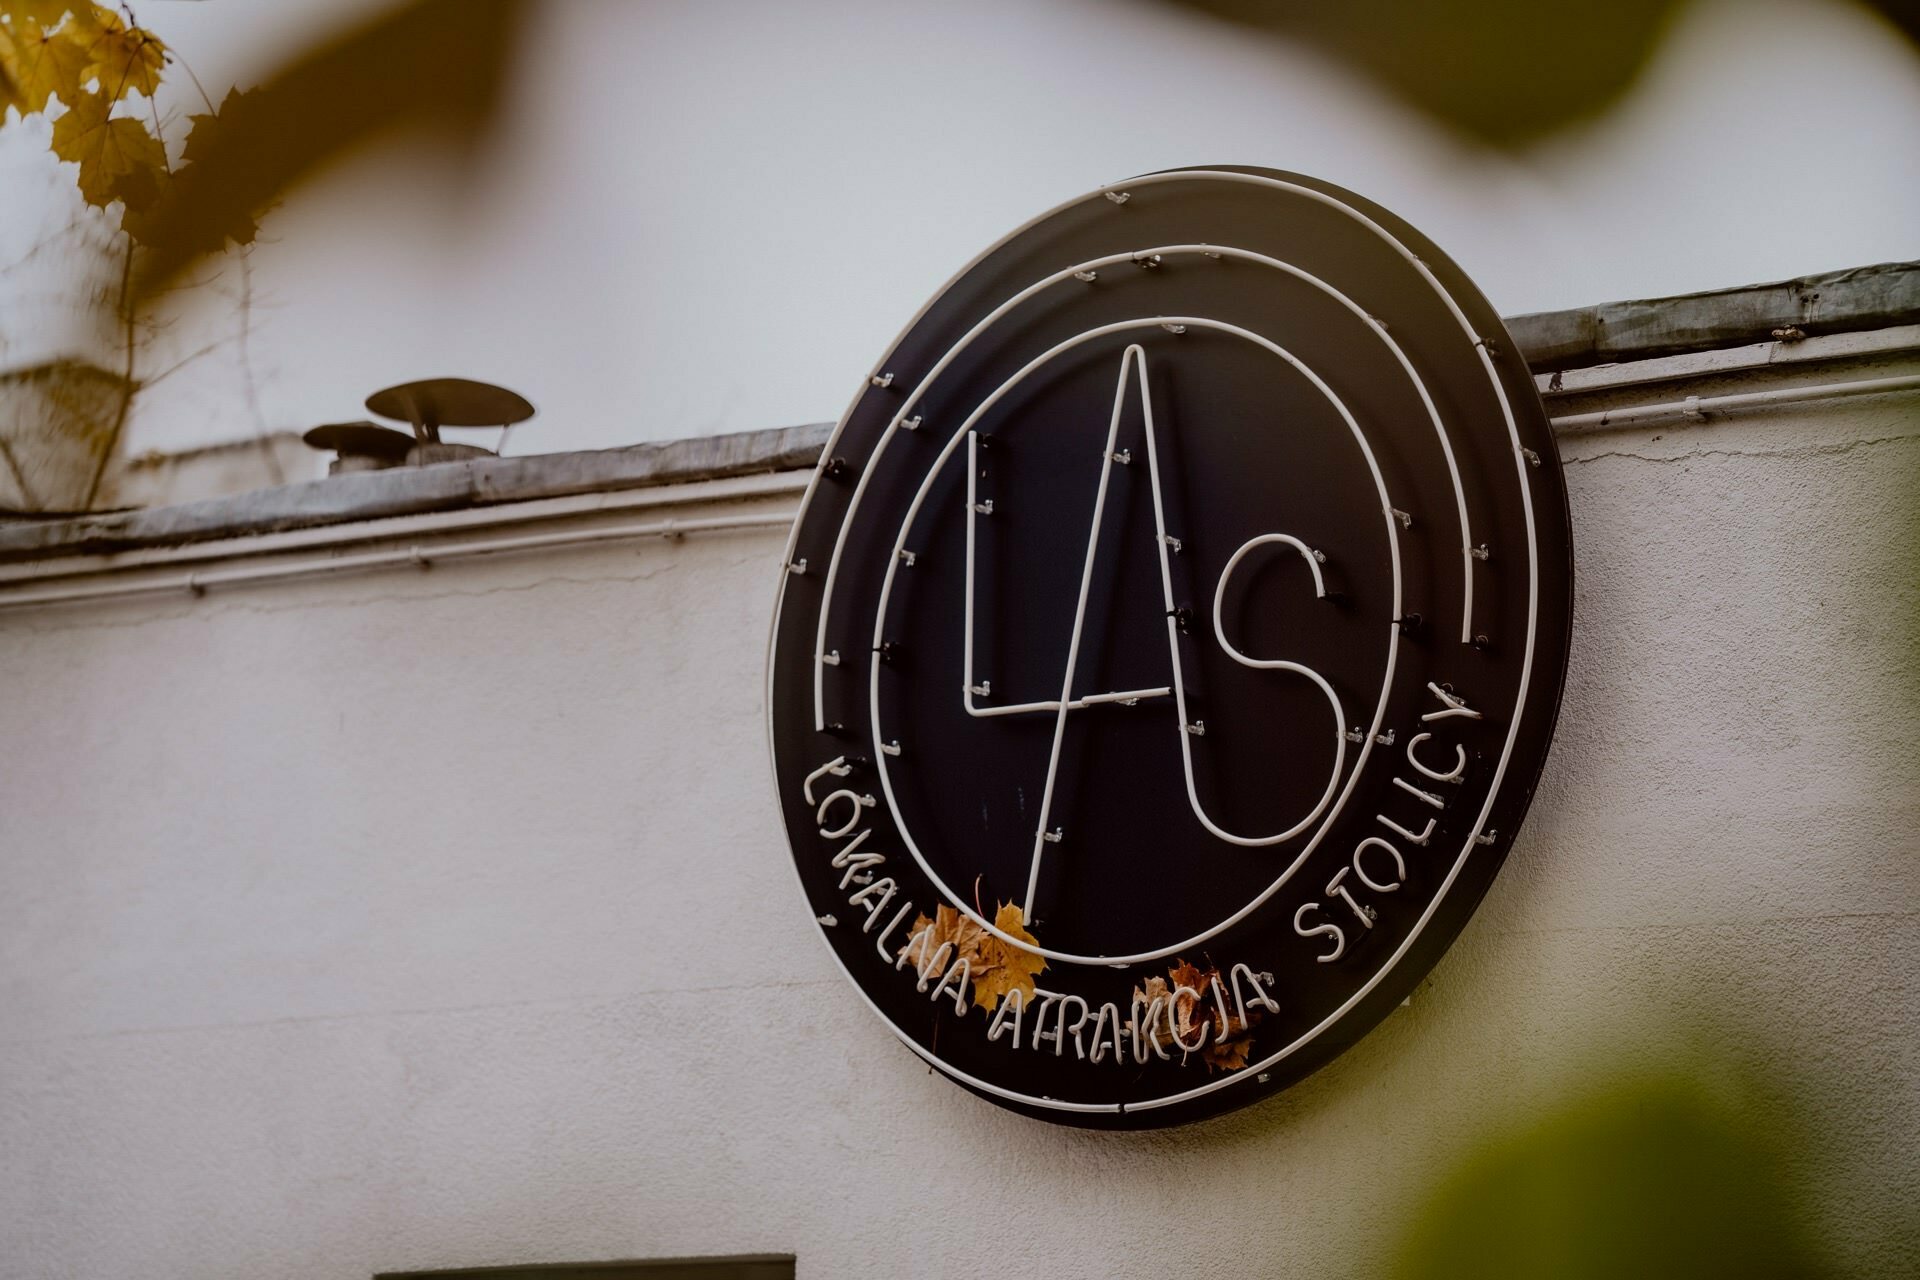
[1138,958,1265,1071]
[898,905,987,977]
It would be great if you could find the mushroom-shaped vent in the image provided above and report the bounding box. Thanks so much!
[302,420,416,474]
[365,378,536,442]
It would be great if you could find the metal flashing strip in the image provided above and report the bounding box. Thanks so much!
[1,366,1915,611]
[0,469,807,586]
[1508,260,1920,372]
[0,509,797,612]
[0,422,832,566]
[1537,324,1920,398]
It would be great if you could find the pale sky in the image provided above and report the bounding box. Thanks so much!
[2,0,1917,459]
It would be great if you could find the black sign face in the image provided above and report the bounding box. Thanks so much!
[767,167,1572,1128]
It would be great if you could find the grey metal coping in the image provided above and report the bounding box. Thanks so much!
[2,261,1914,565]
[1507,261,1920,371]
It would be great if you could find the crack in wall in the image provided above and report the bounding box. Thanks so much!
[1562,431,1918,467]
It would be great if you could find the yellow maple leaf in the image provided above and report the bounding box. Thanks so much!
[75,9,161,101]
[49,89,165,209]
[895,901,1046,1013]
[0,2,85,26]
[968,902,1046,1013]
[0,14,89,113]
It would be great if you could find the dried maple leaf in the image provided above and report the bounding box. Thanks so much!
[49,89,165,209]
[896,902,1045,1013]
[1167,959,1211,1046]
[75,9,162,101]
[897,905,986,974]
[1131,975,1176,1054]
[1158,957,1267,1071]
[1201,1032,1254,1073]
[967,902,1046,1013]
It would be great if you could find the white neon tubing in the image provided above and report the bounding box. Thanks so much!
[962,425,1174,720]
[868,317,1402,966]
[1201,532,1348,844]
[967,687,1173,719]
[1020,346,1140,915]
[962,430,981,713]
[1405,731,1467,783]
[1135,335,1399,862]
[810,238,1482,730]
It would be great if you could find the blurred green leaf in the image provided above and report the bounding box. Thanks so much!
[1158,0,1920,146]
[1391,1078,1831,1280]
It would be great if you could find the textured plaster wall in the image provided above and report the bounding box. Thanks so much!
[1,391,1916,1278]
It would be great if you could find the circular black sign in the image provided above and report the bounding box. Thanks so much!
[768,167,1572,1128]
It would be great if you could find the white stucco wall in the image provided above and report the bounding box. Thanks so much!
[1,370,1916,1276]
